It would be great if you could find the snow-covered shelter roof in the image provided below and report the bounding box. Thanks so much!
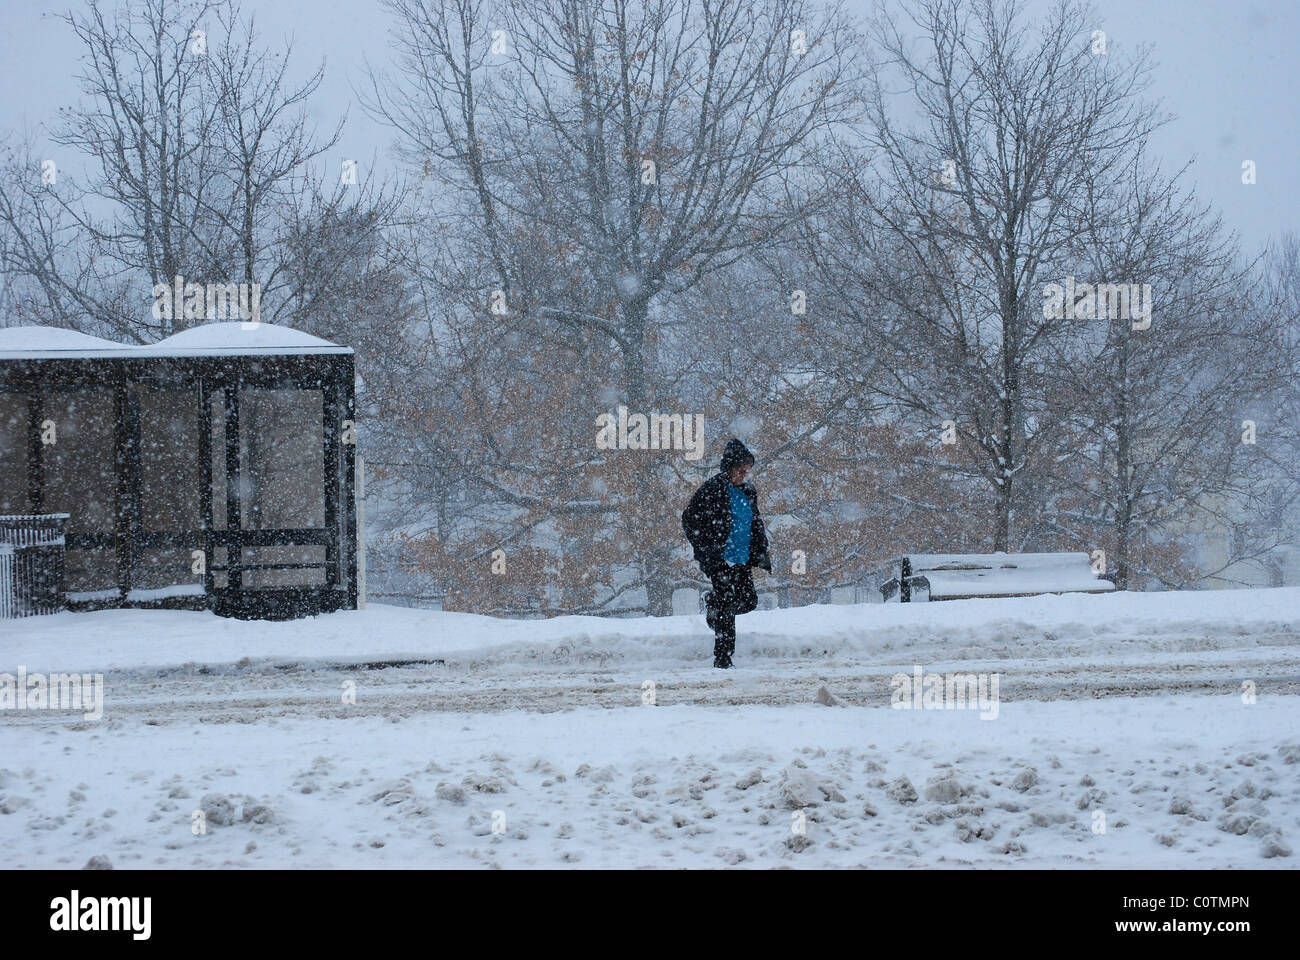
[0,326,125,356]
[0,322,351,359]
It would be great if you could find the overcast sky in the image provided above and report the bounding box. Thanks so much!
[0,0,1294,256]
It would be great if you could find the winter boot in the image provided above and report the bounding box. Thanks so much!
[713,634,734,669]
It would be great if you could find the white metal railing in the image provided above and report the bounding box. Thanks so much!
[0,545,13,618]
[0,514,69,617]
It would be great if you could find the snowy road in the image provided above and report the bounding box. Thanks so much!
[3,591,1299,868]
[2,645,1299,726]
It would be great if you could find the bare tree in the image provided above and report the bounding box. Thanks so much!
[0,0,384,342]
[1043,153,1292,588]
[364,0,865,614]
[0,0,223,337]
[819,0,1163,550]
[198,5,342,301]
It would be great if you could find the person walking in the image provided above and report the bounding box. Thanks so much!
[681,439,772,668]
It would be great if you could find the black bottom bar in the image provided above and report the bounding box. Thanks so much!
[0,868,1283,948]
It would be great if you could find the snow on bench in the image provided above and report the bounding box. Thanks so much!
[874,552,1114,602]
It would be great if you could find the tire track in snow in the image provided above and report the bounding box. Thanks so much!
[3,648,1298,727]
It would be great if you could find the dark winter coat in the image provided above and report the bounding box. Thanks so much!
[682,443,772,577]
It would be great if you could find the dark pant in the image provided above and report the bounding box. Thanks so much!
[704,563,757,662]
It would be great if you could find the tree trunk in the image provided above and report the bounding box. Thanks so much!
[622,298,673,617]
[1114,503,1132,590]
[995,299,1018,552]
[643,543,675,617]
[1113,341,1132,589]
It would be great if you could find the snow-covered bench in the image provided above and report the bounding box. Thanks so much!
[874,552,1115,602]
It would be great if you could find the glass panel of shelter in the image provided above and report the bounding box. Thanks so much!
[238,386,327,589]
[0,391,31,514]
[129,382,204,597]
[39,386,117,596]
[205,383,330,591]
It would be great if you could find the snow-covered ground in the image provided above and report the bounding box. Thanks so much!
[2,588,1298,868]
